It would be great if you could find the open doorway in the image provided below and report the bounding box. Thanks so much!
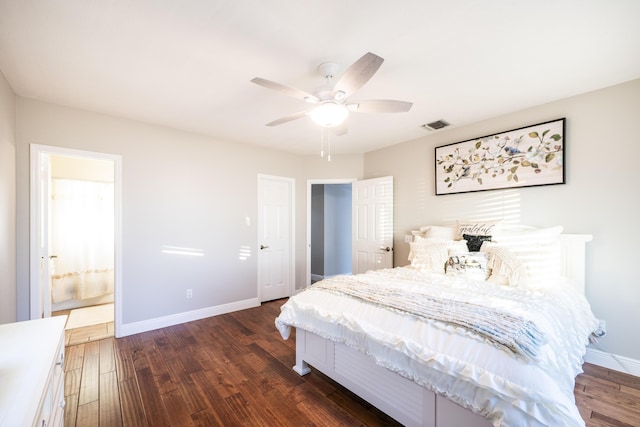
[307,179,355,287]
[30,144,122,339]
[307,176,395,288]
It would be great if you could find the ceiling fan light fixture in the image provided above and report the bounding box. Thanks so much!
[252,53,410,133]
[309,102,349,127]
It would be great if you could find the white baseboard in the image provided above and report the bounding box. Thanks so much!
[117,297,260,338]
[585,347,640,377]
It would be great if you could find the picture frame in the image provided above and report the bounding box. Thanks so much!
[435,118,565,195]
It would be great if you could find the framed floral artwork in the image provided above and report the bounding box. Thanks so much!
[435,118,565,195]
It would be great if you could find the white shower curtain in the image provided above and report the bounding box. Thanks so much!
[50,178,115,303]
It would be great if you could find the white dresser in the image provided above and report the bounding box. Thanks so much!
[0,316,66,427]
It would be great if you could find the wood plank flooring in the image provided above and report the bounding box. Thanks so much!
[63,299,640,427]
[53,307,115,346]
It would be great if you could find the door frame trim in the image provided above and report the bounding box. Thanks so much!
[29,144,123,337]
[306,178,356,289]
[257,174,296,300]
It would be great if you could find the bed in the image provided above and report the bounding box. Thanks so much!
[275,223,598,427]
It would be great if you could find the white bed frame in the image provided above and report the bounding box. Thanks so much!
[292,234,592,427]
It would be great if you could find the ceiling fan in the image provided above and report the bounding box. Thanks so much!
[251,52,412,134]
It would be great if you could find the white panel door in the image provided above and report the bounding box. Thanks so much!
[352,176,394,274]
[258,175,294,302]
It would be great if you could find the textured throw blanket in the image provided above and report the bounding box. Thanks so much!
[313,276,546,361]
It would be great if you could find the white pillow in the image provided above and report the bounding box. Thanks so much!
[410,225,457,241]
[513,240,562,288]
[481,243,526,286]
[425,225,457,240]
[492,225,563,245]
[482,240,562,287]
[409,238,468,274]
[492,223,536,233]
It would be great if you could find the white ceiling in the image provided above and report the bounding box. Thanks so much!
[1,1,639,155]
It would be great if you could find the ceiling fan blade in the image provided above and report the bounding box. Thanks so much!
[251,77,319,103]
[332,52,384,99]
[348,99,413,113]
[265,110,308,127]
[332,122,348,136]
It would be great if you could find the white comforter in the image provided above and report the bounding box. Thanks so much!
[275,267,598,427]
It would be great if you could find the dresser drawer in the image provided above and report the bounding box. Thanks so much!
[34,331,65,427]
[0,316,67,427]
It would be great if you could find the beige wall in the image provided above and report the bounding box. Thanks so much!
[0,71,16,324]
[364,78,640,361]
[5,75,639,363]
[15,98,363,325]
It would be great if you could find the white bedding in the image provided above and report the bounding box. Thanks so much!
[276,267,598,427]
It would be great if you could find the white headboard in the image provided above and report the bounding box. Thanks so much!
[559,234,593,295]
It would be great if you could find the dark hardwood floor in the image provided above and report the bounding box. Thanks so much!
[63,299,640,427]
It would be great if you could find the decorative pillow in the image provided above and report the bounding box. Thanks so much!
[456,220,500,240]
[445,252,490,281]
[481,243,526,286]
[481,240,562,287]
[463,233,492,252]
[409,238,468,274]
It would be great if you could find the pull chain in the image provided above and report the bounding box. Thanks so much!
[319,127,333,162]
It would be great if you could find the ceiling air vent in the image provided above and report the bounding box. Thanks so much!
[422,120,450,131]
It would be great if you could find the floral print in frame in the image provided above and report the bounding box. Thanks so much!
[435,118,565,195]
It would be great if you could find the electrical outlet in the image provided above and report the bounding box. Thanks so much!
[598,319,606,335]
[405,235,413,243]
[186,289,193,299]
[594,319,606,337]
